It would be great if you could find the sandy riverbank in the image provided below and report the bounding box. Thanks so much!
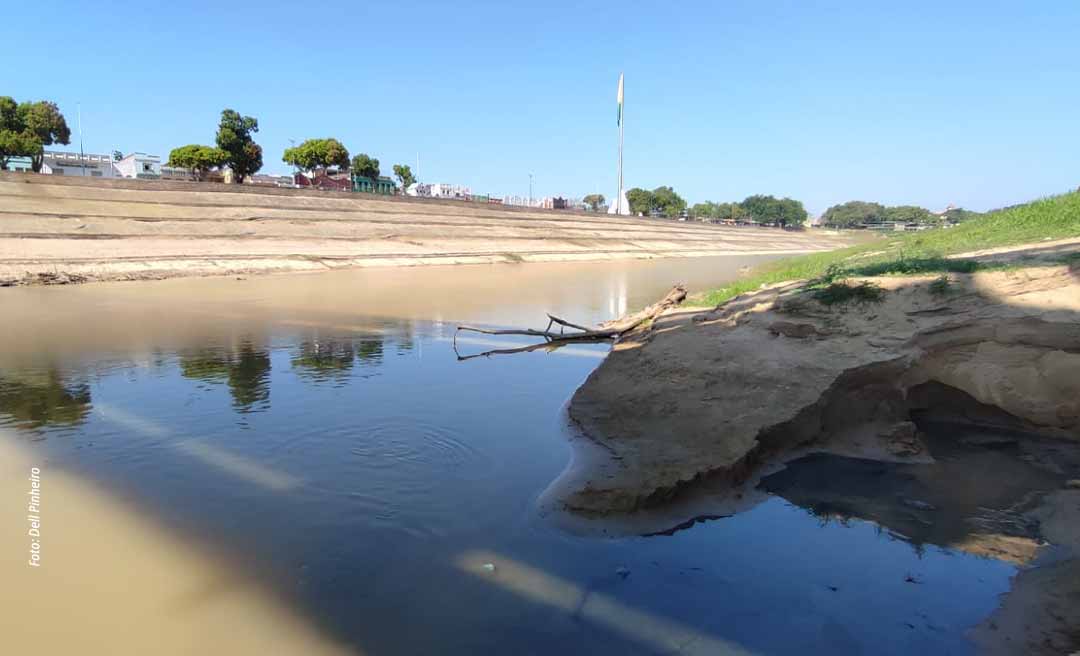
[549,242,1080,654]
[0,173,851,286]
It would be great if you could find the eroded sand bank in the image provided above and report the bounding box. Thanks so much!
[551,252,1080,654]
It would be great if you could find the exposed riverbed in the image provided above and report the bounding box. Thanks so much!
[0,256,1041,655]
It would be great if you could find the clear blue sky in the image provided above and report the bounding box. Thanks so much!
[5,1,1079,214]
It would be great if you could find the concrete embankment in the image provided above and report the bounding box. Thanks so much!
[0,173,850,285]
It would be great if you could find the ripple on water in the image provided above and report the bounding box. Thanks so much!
[324,417,489,538]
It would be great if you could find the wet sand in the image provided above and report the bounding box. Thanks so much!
[0,437,356,655]
[0,173,852,285]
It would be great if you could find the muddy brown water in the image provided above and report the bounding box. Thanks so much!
[0,256,1028,655]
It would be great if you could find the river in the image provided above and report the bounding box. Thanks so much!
[1,256,1015,655]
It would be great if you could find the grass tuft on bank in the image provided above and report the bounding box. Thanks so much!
[694,189,1080,307]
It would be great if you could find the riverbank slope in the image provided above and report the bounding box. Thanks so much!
[554,190,1080,654]
[0,174,850,286]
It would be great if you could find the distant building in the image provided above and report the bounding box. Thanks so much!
[4,156,33,172]
[428,183,470,199]
[246,173,295,188]
[295,172,349,191]
[40,151,118,178]
[161,166,196,181]
[352,174,397,195]
[113,152,161,179]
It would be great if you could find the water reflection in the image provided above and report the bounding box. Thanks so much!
[0,368,92,429]
[179,341,272,413]
[759,424,1080,565]
[290,334,392,384]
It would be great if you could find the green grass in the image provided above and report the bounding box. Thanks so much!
[928,275,952,296]
[694,189,1080,307]
[813,280,885,305]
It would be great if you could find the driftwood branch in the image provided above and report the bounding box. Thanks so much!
[454,284,687,360]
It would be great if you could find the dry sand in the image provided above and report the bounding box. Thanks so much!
[0,173,851,285]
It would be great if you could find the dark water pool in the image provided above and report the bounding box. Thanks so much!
[1,257,1018,655]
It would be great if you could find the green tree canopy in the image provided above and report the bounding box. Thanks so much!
[392,163,415,188]
[282,138,350,175]
[215,109,262,183]
[582,193,606,211]
[883,205,936,225]
[352,153,380,179]
[776,197,808,228]
[651,186,687,218]
[821,201,887,227]
[740,195,807,228]
[167,144,228,181]
[626,188,655,216]
[0,97,71,171]
[690,201,718,219]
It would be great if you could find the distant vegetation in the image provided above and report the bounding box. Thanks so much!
[351,153,380,179]
[0,96,71,171]
[582,193,605,211]
[215,109,262,183]
[694,188,1080,307]
[166,145,228,181]
[167,109,263,181]
[626,186,687,218]
[820,200,981,228]
[691,194,808,228]
[392,164,415,188]
[282,138,350,176]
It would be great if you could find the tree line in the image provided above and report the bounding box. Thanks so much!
[820,201,978,228]
[1,97,418,189]
[166,113,416,189]
[691,195,808,228]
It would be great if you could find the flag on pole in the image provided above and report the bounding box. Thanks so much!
[616,73,624,126]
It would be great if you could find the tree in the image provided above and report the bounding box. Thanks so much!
[626,188,654,216]
[651,186,687,218]
[883,205,935,225]
[582,193,606,211]
[740,194,780,224]
[282,138,349,176]
[112,150,123,162]
[167,144,228,181]
[392,163,415,188]
[821,201,886,228]
[18,101,71,172]
[716,202,744,222]
[215,109,262,183]
[776,197,808,228]
[740,194,806,227]
[0,129,39,170]
[0,97,71,171]
[351,153,380,180]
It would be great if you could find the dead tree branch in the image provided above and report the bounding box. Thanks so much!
[454,284,687,360]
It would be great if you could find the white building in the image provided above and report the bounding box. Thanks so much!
[428,183,470,199]
[113,152,161,179]
[40,151,118,178]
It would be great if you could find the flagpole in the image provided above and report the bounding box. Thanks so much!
[617,93,624,214]
[615,73,625,214]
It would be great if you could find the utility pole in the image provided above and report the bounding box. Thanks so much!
[529,173,534,207]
